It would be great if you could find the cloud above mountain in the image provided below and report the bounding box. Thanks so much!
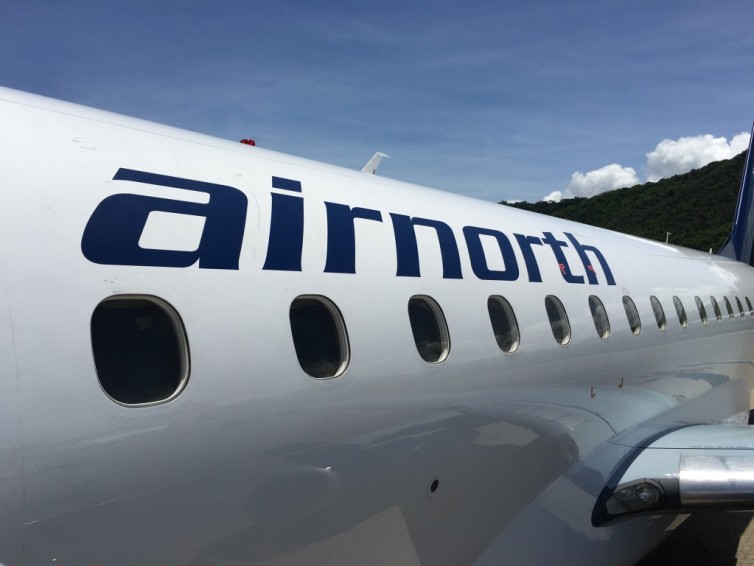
[543,132,750,202]
[646,133,750,182]
[543,164,640,203]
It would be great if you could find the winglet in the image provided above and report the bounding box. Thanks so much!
[361,152,389,175]
[719,124,754,263]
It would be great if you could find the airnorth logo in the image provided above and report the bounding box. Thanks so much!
[81,168,615,285]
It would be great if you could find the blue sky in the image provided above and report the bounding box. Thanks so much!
[1,1,752,202]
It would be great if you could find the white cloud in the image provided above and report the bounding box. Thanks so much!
[730,132,751,154]
[540,131,751,202]
[646,132,749,182]
[541,164,638,201]
[566,164,640,197]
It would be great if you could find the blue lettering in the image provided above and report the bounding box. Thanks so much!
[542,231,584,284]
[82,170,617,287]
[263,177,304,271]
[81,168,247,269]
[463,226,519,281]
[390,214,462,279]
[564,233,616,285]
[324,203,383,274]
[513,234,544,283]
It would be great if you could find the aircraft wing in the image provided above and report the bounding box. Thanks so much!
[594,423,754,525]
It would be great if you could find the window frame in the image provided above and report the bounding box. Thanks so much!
[545,295,571,345]
[588,295,611,340]
[650,296,667,331]
[711,296,723,322]
[695,296,708,325]
[408,295,451,363]
[487,295,520,353]
[91,294,190,408]
[672,296,688,328]
[622,296,642,335]
[724,297,735,320]
[289,295,350,379]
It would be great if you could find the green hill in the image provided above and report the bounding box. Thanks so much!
[504,152,747,252]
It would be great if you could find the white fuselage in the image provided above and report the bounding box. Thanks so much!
[0,87,752,564]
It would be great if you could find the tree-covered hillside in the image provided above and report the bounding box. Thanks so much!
[505,152,746,252]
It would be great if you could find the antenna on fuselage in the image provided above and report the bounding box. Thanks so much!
[362,152,389,175]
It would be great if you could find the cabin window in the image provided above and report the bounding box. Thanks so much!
[747,297,754,316]
[736,297,745,318]
[724,297,735,319]
[289,296,349,379]
[487,296,520,353]
[408,296,450,363]
[672,296,688,328]
[622,296,641,334]
[545,295,571,345]
[695,296,708,325]
[588,295,610,340]
[711,296,722,322]
[650,296,666,331]
[91,296,189,406]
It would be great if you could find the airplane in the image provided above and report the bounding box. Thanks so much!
[0,85,753,565]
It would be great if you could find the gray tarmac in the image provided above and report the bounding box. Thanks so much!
[637,511,754,565]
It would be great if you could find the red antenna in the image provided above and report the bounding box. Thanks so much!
[240,139,256,146]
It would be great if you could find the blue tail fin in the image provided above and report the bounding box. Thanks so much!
[719,124,754,264]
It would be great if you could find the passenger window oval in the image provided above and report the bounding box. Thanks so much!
[290,296,349,379]
[408,296,450,363]
[711,296,722,322]
[650,296,666,331]
[736,297,745,318]
[588,295,610,340]
[672,296,688,328]
[746,297,753,316]
[695,296,708,325]
[91,295,190,406]
[545,295,571,345]
[487,296,520,353]
[622,296,641,335]
[724,297,735,319]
